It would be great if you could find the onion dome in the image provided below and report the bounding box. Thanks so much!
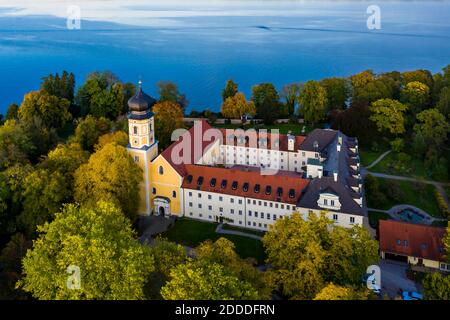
[127,80,157,112]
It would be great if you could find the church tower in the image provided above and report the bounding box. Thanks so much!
[127,81,159,215]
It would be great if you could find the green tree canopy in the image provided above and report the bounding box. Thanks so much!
[40,71,75,103]
[94,131,129,151]
[414,108,449,148]
[75,71,126,119]
[18,168,71,237]
[251,83,280,124]
[314,283,368,300]
[71,115,112,151]
[222,79,238,101]
[437,86,450,119]
[320,77,349,111]
[157,81,188,111]
[400,81,430,114]
[74,143,142,221]
[0,120,34,169]
[5,103,19,120]
[402,69,434,89]
[18,91,72,130]
[298,80,328,125]
[161,260,259,300]
[280,83,301,116]
[369,99,408,136]
[221,92,256,119]
[153,101,184,149]
[19,202,154,300]
[262,212,378,299]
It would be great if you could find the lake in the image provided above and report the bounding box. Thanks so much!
[0,0,450,115]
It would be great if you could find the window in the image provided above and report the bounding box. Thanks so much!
[273,214,277,220]
[239,221,242,225]
[220,207,223,212]
[199,213,203,218]
[208,205,212,210]
[188,192,192,197]
[264,224,267,228]
[231,209,234,214]
[247,199,250,204]
[253,200,256,205]
[152,188,156,194]
[333,214,338,221]
[230,198,234,203]
[265,186,272,195]
[133,126,138,134]
[350,217,355,224]
[221,179,227,188]
[255,212,258,218]
[186,175,193,183]
[172,191,176,198]
[396,239,401,245]
[270,203,273,208]
[324,199,328,206]
[238,199,242,204]
[208,195,212,200]
[198,204,202,209]
[219,196,223,202]
[189,212,193,216]
[404,240,408,247]
[232,181,238,190]
[134,156,139,162]
[275,204,279,209]
[210,178,217,187]
[254,184,260,193]
[158,166,164,175]
[248,221,251,226]
[281,204,284,209]
[198,193,202,198]
[239,210,242,215]
[289,189,295,198]
[249,211,252,216]
[209,215,212,219]
[197,176,204,186]
[253,222,256,226]
[243,183,249,192]
[189,202,193,207]
[331,200,335,206]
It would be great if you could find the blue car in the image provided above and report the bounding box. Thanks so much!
[402,291,423,300]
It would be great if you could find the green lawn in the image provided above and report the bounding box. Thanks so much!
[222,224,266,237]
[161,218,267,263]
[368,211,391,229]
[370,152,447,182]
[359,149,386,167]
[366,177,442,218]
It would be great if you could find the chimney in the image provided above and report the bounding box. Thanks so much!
[318,168,323,179]
[337,144,341,152]
[287,131,295,151]
[333,171,338,182]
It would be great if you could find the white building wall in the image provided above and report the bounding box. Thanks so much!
[296,207,364,228]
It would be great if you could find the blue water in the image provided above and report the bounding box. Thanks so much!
[0,1,450,115]
[398,210,425,223]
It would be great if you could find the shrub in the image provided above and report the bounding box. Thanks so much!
[435,190,450,219]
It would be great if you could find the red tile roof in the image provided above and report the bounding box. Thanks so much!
[161,120,219,176]
[379,220,447,261]
[182,164,310,204]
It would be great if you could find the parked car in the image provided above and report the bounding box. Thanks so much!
[402,291,423,300]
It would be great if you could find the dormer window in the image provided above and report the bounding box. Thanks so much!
[243,183,249,192]
[197,176,204,186]
[265,186,272,195]
[186,175,193,183]
[231,181,238,190]
[221,179,227,188]
[289,189,295,198]
[210,178,216,187]
[317,192,341,210]
[254,184,260,193]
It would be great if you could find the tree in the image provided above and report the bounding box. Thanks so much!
[0,164,33,234]
[320,77,349,111]
[40,71,75,103]
[74,144,142,221]
[251,83,280,124]
[41,142,90,179]
[18,169,71,237]
[152,101,184,149]
[71,115,112,151]
[18,202,154,300]
[5,103,19,120]
[422,272,450,300]
[369,99,408,136]
[146,238,188,299]
[314,283,368,300]
[414,109,449,149]
[75,71,126,119]
[194,238,270,299]
[94,131,129,151]
[400,81,430,114]
[221,93,256,119]
[298,80,328,126]
[437,86,450,119]
[350,70,393,105]
[280,83,301,116]
[0,120,34,169]
[262,212,378,300]
[222,80,238,101]
[0,233,32,299]
[157,81,188,111]
[402,69,434,89]
[18,91,72,130]
[161,260,259,300]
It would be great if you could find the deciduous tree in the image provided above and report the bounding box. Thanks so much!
[298,80,328,126]
[369,99,408,136]
[157,81,188,111]
[251,83,280,124]
[414,108,449,149]
[221,93,256,119]
[19,202,154,300]
[400,81,430,115]
[74,144,142,221]
[222,80,238,101]
[153,101,184,149]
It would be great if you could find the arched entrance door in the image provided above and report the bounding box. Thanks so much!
[159,206,165,217]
